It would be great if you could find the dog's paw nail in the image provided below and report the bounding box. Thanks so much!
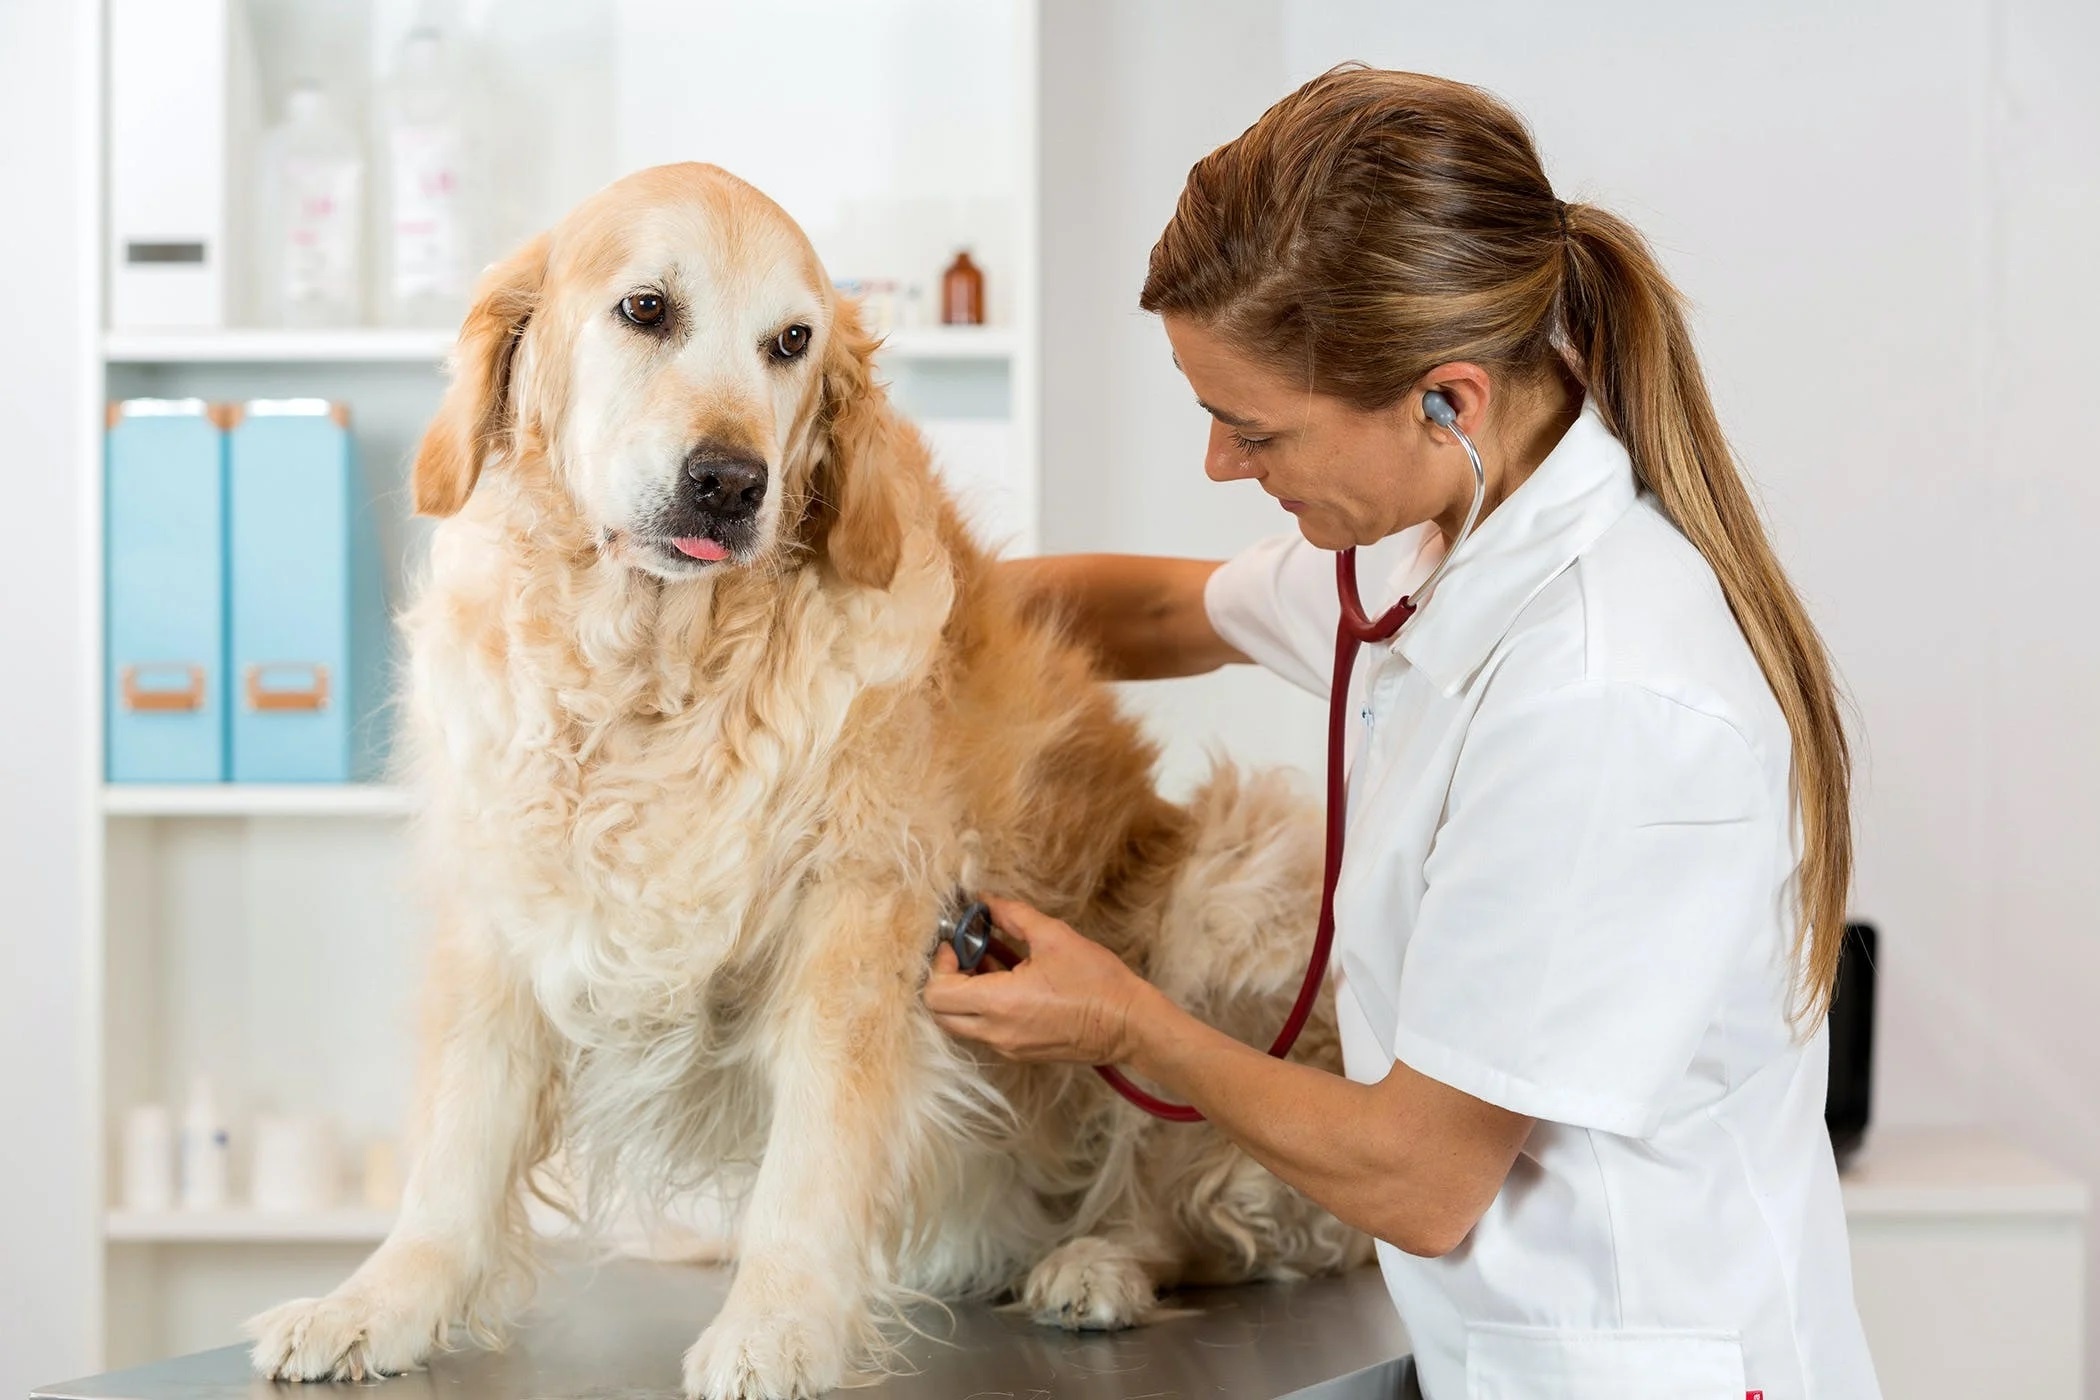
[683,1304,848,1400]
[1024,1237,1157,1332]
[244,1292,434,1383]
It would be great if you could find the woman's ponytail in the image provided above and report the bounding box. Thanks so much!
[1560,203,1854,1025]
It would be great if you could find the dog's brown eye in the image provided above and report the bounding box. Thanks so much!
[620,293,666,327]
[772,324,811,362]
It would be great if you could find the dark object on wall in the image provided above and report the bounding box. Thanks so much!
[1825,921,1877,1166]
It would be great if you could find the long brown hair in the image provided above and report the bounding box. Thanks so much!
[1143,66,1853,1025]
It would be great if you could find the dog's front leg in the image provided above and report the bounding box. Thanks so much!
[247,923,557,1380]
[683,880,935,1400]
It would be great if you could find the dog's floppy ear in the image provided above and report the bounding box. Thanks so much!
[413,233,551,518]
[811,298,909,589]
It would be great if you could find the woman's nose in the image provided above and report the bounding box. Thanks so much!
[1204,423,1256,483]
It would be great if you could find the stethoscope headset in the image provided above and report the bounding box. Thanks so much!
[943,388,1488,1121]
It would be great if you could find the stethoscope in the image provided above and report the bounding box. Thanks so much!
[943,389,1488,1122]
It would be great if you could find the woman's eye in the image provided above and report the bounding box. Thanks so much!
[620,293,667,327]
[771,324,812,362]
[1231,431,1271,454]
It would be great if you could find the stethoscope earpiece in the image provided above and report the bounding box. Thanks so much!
[1404,388,1487,608]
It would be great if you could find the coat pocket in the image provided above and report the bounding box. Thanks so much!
[1466,1322,1745,1399]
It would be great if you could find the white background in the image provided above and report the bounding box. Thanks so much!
[5,0,2099,1393]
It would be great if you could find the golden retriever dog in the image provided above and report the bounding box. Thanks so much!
[245,163,1367,1400]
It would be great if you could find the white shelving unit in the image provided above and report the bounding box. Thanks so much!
[103,328,456,365]
[80,0,1042,1372]
[103,785,417,818]
[105,325,1019,366]
[106,1209,396,1245]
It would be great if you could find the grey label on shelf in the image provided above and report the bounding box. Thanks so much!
[125,241,208,265]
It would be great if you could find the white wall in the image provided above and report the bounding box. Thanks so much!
[0,0,95,1395]
[1040,0,2100,1384]
[1973,0,2100,1335]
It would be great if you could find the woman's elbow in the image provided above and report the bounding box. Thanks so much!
[1366,1155,1509,1258]
[1366,1197,1480,1259]
[1355,1074,1529,1259]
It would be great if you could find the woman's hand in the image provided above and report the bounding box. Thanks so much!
[923,895,1158,1064]
[927,902,1533,1261]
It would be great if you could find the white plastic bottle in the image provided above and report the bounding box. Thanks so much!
[376,25,477,327]
[178,1075,230,1211]
[261,84,363,328]
[121,1103,175,1213]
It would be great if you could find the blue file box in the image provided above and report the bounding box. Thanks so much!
[106,399,228,783]
[227,400,389,782]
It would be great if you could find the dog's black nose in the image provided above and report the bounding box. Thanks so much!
[684,447,768,519]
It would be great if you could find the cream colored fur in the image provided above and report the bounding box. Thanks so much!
[246,163,1368,1400]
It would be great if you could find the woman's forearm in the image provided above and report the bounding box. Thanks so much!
[1121,983,1525,1257]
[1001,554,1244,681]
[922,897,1531,1255]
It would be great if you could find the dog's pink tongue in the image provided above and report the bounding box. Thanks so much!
[673,537,730,562]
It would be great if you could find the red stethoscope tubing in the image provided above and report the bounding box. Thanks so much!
[976,548,1417,1123]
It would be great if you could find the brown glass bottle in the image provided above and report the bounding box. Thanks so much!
[940,249,984,325]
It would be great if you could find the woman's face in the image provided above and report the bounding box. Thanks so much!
[1163,314,1455,550]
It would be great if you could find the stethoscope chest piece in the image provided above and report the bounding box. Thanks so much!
[938,897,995,973]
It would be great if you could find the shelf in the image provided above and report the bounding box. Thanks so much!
[102,784,417,817]
[1840,1126,2090,1219]
[877,326,1017,360]
[103,328,456,365]
[106,1207,394,1243]
[103,325,1016,365]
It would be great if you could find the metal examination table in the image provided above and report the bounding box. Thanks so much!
[33,1254,1416,1400]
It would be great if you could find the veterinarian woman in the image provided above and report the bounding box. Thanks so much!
[925,68,1880,1400]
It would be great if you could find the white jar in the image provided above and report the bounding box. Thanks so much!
[252,1115,340,1213]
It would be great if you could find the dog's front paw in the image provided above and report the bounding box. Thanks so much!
[246,1289,442,1382]
[682,1296,850,1400]
[1023,1235,1158,1331]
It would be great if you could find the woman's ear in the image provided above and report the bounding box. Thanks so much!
[811,298,908,589]
[412,233,551,517]
[1414,361,1493,440]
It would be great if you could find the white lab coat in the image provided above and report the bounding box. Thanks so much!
[1204,404,1882,1400]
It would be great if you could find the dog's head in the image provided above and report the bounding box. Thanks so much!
[413,162,905,588]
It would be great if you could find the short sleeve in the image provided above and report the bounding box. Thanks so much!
[1391,680,1774,1139]
[1203,532,1339,697]
[1204,528,1434,699]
